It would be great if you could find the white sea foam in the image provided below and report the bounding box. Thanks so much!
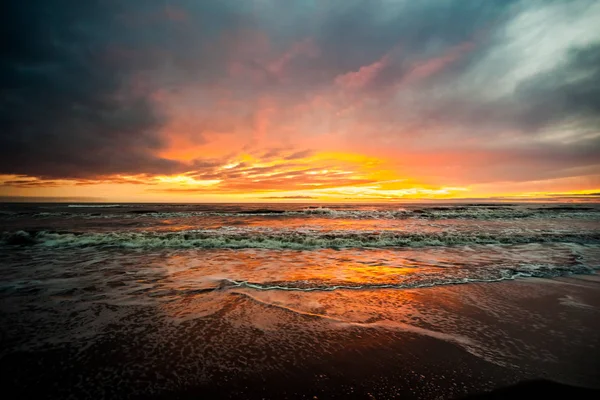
[559,295,597,310]
[2,228,599,249]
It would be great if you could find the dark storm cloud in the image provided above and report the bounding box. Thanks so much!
[0,0,249,179]
[0,0,174,178]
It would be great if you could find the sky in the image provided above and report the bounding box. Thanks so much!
[1,0,599,202]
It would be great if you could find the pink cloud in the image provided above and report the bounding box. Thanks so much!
[401,42,474,84]
[334,54,390,89]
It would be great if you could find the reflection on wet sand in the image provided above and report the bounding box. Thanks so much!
[152,249,600,390]
[2,246,599,398]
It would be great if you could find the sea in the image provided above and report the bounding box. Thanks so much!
[1,202,599,398]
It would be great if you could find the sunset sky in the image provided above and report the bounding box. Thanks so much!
[1,0,599,202]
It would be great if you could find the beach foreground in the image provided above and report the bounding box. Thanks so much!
[2,274,599,399]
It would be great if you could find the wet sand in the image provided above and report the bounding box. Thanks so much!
[2,274,599,399]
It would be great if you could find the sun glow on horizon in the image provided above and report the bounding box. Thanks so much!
[154,176,222,186]
[2,158,599,203]
[2,144,600,202]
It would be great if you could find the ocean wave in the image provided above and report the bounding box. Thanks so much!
[119,260,596,294]
[224,266,595,291]
[293,206,599,220]
[2,206,599,221]
[67,204,122,208]
[2,228,599,249]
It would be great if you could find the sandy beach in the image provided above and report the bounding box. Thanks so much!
[2,273,599,399]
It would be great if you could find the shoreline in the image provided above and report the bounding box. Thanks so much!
[2,273,599,399]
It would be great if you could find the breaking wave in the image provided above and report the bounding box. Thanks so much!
[2,228,599,249]
[2,205,598,220]
[224,265,596,291]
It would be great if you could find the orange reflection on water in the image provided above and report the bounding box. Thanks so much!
[282,263,420,286]
[159,248,437,289]
[151,248,450,322]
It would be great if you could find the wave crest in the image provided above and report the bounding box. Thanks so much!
[3,205,598,221]
[2,229,599,249]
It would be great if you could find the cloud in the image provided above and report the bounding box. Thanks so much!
[262,195,316,199]
[335,55,390,89]
[0,1,178,178]
[550,192,600,197]
[284,150,314,160]
[1,0,599,195]
[0,196,105,202]
[515,43,600,131]
[0,0,251,179]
